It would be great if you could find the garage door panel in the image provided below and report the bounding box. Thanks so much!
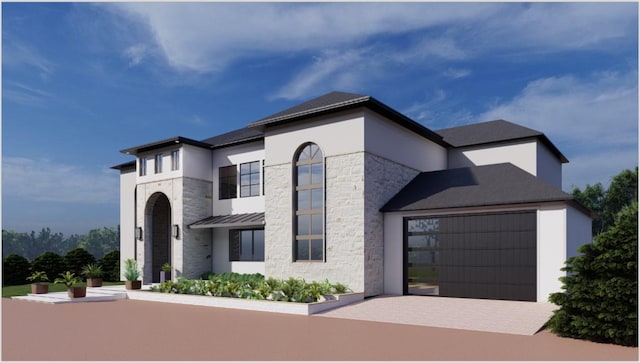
[405,211,537,301]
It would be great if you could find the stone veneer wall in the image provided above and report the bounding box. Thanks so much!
[181,177,213,279]
[264,152,366,292]
[363,153,420,296]
[136,177,212,283]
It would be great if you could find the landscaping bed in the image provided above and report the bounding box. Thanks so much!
[139,273,364,315]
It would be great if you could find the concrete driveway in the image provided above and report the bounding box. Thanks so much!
[315,295,557,335]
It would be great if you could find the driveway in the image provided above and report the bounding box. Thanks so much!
[315,295,556,335]
[3,298,638,361]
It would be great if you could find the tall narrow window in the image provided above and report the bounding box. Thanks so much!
[219,165,237,199]
[154,154,163,174]
[294,143,324,261]
[171,150,180,171]
[139,157,147,176]
[240,161,260,197]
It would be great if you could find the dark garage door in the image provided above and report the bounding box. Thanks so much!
[404,211,537,301]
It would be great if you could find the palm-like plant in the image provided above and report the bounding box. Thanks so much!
[27,271,49,284]
[82,263,103,279]
[54,271,81,288]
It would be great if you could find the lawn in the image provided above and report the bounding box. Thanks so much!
[2,281,125,298]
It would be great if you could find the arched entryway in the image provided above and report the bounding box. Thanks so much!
[145,193,171,283]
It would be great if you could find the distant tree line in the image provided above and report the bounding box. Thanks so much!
[571,167,638,236]
[2,226,119,260]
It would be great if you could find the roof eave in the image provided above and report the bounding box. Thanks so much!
[120,136,212,155]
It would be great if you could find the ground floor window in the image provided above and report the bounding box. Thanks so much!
[229,229,264,261]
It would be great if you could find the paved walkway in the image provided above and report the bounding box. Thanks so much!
[316,295,557,335]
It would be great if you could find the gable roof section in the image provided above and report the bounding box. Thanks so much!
[436,120,568,163]
[381,163,585,214]
[248,91,448,147]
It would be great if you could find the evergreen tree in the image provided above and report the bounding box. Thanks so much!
[548,202,638,346]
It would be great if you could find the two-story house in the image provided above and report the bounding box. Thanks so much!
[112,91,592,302]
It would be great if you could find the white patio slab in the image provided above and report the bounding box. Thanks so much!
[11,287,127,304]
[315,295,557,335]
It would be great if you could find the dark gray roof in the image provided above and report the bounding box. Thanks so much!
[200,127,264,149]
[120,136,212,155]
[189,212,265,229]
[110,160,136,171]
[436,120,568,163]
[248,91,448,147]
[381,163,584,213]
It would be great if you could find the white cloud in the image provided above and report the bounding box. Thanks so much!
[476,69,638,189]
[124,44,148,66]
[2,157,119,204]
[3,81,52,106]
[443,68,471,79]
[3,39,55,79]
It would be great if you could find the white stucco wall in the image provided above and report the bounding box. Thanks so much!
[537,206,568,303]
[136,145,185,184]
[264,110,365,165]
[119,168,136,281]
[364,111,447,172]
[212,140,265,215]
[448,140,538,176]
[536,142,562,188]
[183,144,213,182]
[566,205,592,258]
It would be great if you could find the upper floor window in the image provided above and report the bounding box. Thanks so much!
[139,157,147,176]
[219,165,237,199]
[240,161,260,197]
[154,154,163,174]
[171,150,180,171]
[229,229,264,261]
[294,143,324,261]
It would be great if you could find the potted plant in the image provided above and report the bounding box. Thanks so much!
[82,263,104,287]
[54,271,86,298]
[160,262,172,283]
[27,271,49,294]
[124,259,142,290]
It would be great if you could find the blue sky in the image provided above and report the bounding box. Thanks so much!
[2,2,638,236]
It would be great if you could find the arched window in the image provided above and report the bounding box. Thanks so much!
[294,143,324,261]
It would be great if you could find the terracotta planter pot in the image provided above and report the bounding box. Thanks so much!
[126,280,142,290]
[86,278,103,288]
[67,286,87,298]
[31,283,49,294]
[160,271,171,283]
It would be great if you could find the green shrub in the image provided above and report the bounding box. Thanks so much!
[123,259,140,281]
[99,250,120,281]
[149,273,350,304]
[3,254,31,286]
[27,271,49,283]
[63,248,96,276]
[548,201,638,347]
[31,252,65,281]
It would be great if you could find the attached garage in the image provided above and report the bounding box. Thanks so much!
[404,211,537,301]
[381,163,592,302]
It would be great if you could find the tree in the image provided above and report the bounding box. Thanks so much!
[79,227,119,259]
[572,167,638,236]
[3,254,31,286]
[31,252,66,282]
[547,202,638,346]
[63,248,96,276]
[99,250,120,282]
